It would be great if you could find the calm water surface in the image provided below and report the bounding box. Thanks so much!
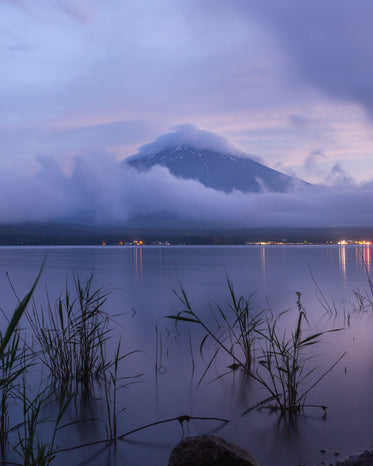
[1,245,372,465]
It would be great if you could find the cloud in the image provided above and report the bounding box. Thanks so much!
[303,150,327,179]
[0,152,371,228]
[246,0,373,115]
[129,124,249,159]
[0,120,154,170]
[324,162,355,187]
[2,1,373,185]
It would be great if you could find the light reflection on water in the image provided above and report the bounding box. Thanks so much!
[363,245,371,272]
[339,244,347,280]
[0,245,373,465]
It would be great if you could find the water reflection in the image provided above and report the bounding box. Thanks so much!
[363,245,371,273]
[260,246,266,270]
[259,245,266,282]
[339,244,346,280]
[339,244,373,284]
[355,245,372,274]
[133,247,143,282]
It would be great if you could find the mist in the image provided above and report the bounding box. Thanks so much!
[1,151,372,229]
[128,124,248,160]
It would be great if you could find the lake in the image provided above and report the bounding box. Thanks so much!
[1,244,372,465]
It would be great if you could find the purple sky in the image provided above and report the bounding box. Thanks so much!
[1,1,373,227]
[2,0,373,182]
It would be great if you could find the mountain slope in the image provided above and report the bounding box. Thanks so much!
[127,145,304,193]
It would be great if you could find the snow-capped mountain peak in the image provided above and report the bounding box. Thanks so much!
[126,143,306,193]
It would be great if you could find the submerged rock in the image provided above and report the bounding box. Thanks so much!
[334,449,373,465]
[168,434,261,466]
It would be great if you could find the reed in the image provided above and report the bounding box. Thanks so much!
[350,249,373,313]
[0,268,42,453]
[252,292,344,413]
[168,277,266,376]
[0,266,42,357]
[0,332,27,452]
[27,274,112,390]
[102,340,142,441]
[0,267,350,464]
[13,384,72,466]
[169,283,344,415]
[223,278,265,371]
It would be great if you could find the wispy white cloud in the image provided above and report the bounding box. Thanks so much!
[0,151,371,228]
[130,125,247,159]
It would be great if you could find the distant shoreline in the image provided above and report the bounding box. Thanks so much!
[0,242,371,248]
[0,222,373,246]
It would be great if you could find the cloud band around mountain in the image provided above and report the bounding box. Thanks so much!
[0,150,371,228]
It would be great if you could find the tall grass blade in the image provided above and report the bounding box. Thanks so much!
[0,264,43,357]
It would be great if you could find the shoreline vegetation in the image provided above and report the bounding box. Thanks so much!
[1,266,373,464]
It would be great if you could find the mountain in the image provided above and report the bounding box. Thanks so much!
[127,145,305,193]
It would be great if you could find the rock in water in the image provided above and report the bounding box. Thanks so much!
[168,435,261,466]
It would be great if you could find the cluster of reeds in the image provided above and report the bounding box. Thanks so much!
[0,270,140,465]
[0,270,48,463]
[254,292,344,413]
[25,273,149,450]
[0,331,27,452]
[0,271,221,465]
[352,271,373,313]
[13,385,72,466]
[169,278,266,376]
[0,267,358,463]
[27,274,112,390]
[169,280,344,415]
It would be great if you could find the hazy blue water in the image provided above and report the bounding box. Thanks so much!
[1,245,372,465]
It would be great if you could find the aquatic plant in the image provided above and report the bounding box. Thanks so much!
[0,270,142,464]
[0,266,350,465]
[310,267,338,316]
[0,332,27,452]
[0,267,42,451]
[103,339,142,441]
[351,255,373,313]
[13,384,72,466]
[27,274,112,390]
[168,277,267,376]
[169,283,344,415]
[223,278,265,371]
[254,292,344,413]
